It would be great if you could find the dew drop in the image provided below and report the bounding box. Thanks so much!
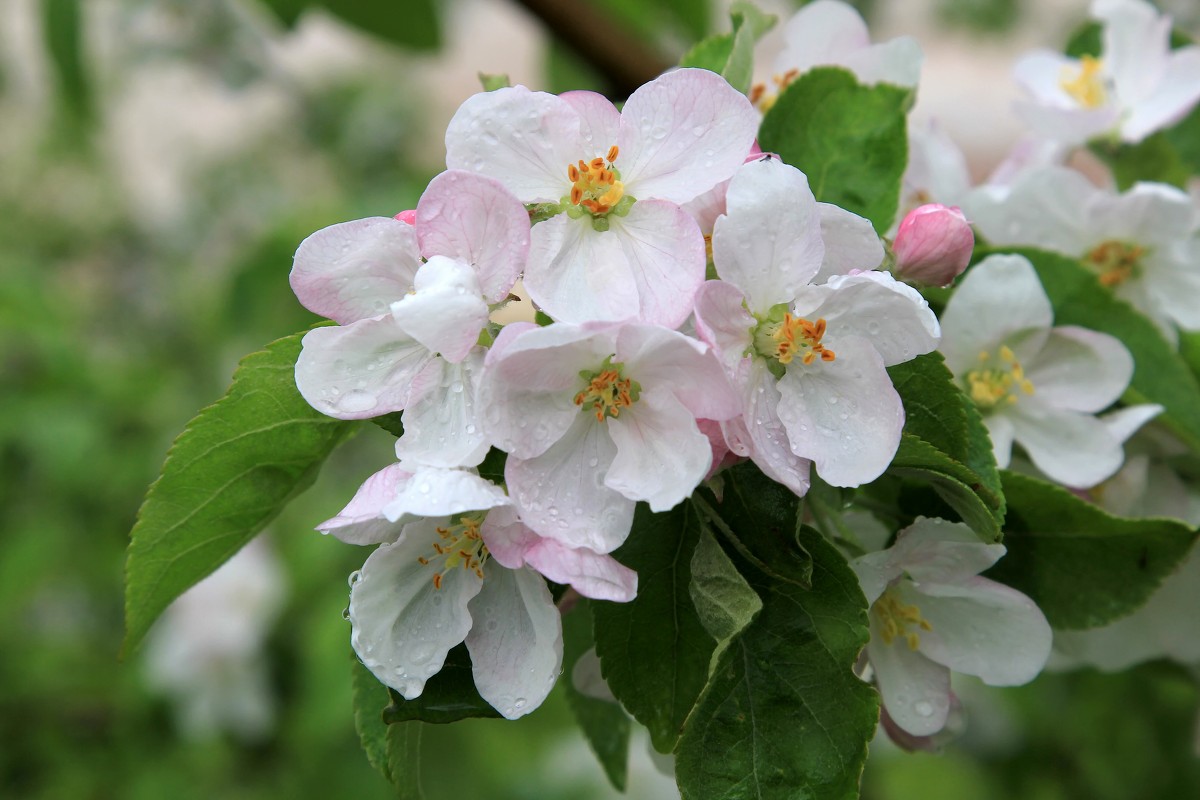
[915,701,934,717]
[348,570,363,587]
[338,390,377,414]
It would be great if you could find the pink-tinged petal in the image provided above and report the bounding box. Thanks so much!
[775,0,870,74]
[506,413,634,553]
[983,413,1015,469]
[415,170,530,303]
[963,167,1096,255]
[795,271,940,367]
[290,217,421,324]
[711,156,825,312]
[350,525,482,699]
[903,578,1052,686]
[382,463,509,523]
[1007,400,1124,488]
[618,69,758,204]
[693,279,756,376]
[523,214,641,324]
[887,517,1007,584]
[868,619,952,737]
[813,202,884,283]
[479,322,618,459]
[560,90,622,150]
[891,204,973,287]
[390,256,489,364]
[523,539,638,602]
[479,506,538,570]
[880,692,965,753]
[394,209,417,224]
[1101,403,1163,445]
[317,463,413,545]
[616,323,739,421]
[295,317,436,419]
[605,388,712,511]
[741,363,812,497]
[1096,0,1171,108]
[776,336,903,487]
[1122,47,1200,142]
[607,199,707,328]
[681,175,731,234]
[445,86,582,202]
[1025,326,1132,413]
[466,565,562,719]
[697,418,743,480]
[394,353,491,469]
[938,254,1053,376]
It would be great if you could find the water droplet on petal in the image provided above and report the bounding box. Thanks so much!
[915,701,934,717]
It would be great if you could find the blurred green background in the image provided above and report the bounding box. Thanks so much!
[2,1,1197,798]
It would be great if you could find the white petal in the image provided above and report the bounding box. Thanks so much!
[775,0,870,74]
[1024,326,1132,413]
[523,538,639,602]
[394,352,491,469]
[962,167,1096,255]
[903,578,1051,686]
[693,280,756,376]
[776,336,904,487]
[742,363,812,497]
[350,527,482,699]
[381,464,510,522]
[1008,400,1125,488]
[711,156,825,312]
[295,317,436,419]
[813,203,884,283]
[616,323,740,421]
[390,256,489,364]
[938,254,1053,376]
[1096,0,1171,109]
[560,90,622,149]
[316,463,412,545]
[506,413,635,553]
[466,565,562,719]
[1122,46,1200,142]
[868,621,952,737]
[1101,403,1163,445]
[605,388,712,511]
[415,170,530,303]
[889,517,1007,583]
[523,214,641,324]
[618,68,758,204]
[290,217,421,324]
[983,412,1015,469]
[605,200,707,328]
[841,35,923,88]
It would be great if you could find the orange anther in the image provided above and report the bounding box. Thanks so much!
[607,145,619,162]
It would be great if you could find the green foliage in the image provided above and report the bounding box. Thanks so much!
[675,524,878,800]
[593,502,716,753]
[1003,247,1200,454]
[260,0,441,50]
[41,0,91,123]
[562,600,631,791]
[679,1,777,93]
[759,67,911,232]
[385,723,424,800]
[987,471,1198,630]
[354,655,424,798]
[688,525,763,650]
[123,331,355,655]
[883,353,1005,540]
[382,645,502,724]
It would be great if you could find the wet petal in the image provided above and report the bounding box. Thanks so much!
[394,353,491,469]
[606,388,712,511]
[316,463,413,545]
[523,214,641,324]
[390,256,489,364]
[1025,326,1132,413]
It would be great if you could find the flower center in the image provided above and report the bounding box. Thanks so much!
[574,357,640,422]
[1059,55,1107,109]
[416,512,489,588]
[874,588,933,650]
[754,311,836,368]
[965,345,1035,409]
[749,69,799,113]
[566,145,626,216]
[1085,239,1145,288]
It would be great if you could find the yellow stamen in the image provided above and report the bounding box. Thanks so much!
[874,589,933,650]
[566,144,625,215]
[967,346,1035,409]
[574,366,637,422]
[1086,240,1145,288]
[420,514,488,588]
[768,314,836,366]
[1060,55,1107,109]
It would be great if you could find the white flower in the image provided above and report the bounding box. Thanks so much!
[694,157,940,492]
[851,518,1052,737]
[292,169,529,467]
[965,166,1200,341]
[1013,0,1200,144]
[445,69,758,328]
[939,254,1135,488]
[478,320,739,553]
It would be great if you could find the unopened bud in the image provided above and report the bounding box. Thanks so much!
[891,204,973,286]
[393,209,417,225]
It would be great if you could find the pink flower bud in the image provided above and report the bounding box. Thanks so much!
[892,204,974,286]
[393,209,417,225]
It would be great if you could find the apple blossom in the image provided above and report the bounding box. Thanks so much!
[939,253,1135,488]
[851,517,1052,737]
[890,204,974,287]
[478,320,739,553]
[965,166,1200,341]
[694,156,940,492]
[445,68,757,328]
[291,169,529,467]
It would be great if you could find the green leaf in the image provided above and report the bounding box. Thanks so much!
[478,72,511,92]
[321,0,441,51]
[41,0,91,121]
[987,471,1198,630]
[562,600,631,792]
[1090,133,1191,191]
[124,331,355,654]
[883,352,1005,540]
[1063,21,1101,59]
[352,655,395,784]
[689,525,762,648]
[675,526,878,800]
[385,721,424,800]
[372,412,404,438]
[1003,247,1200,453]
[759,66,910,232]
[382,644,501,724]
[593,502,716,753]
[679,2,776,94]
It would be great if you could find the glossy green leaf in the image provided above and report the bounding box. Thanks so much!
[689,525,762,648]
[759,67,910,232]
[593,502,716,753]
[41,0,91,121]
[352,655,394,784]
[385,722,424,800]
[679,2,776,94]
[987,471,1198,630]
[124,331,354,654]
[675,526,878,800]
[563,600,631,792]
[382,644,501,724]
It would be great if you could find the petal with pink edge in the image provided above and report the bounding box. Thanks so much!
[523,214,641,325]
[742,362,813,497]
[813,202,884,284]
[381,464,509,523]
[560,91,622,151]
[693,279,756,376]
[394,353,491,469]
[317,463,413,545]
[616,323,739,421]
[606,388,713,511]
[606,199,707,328]
[390,256,489,364]
[524,538,638,602]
